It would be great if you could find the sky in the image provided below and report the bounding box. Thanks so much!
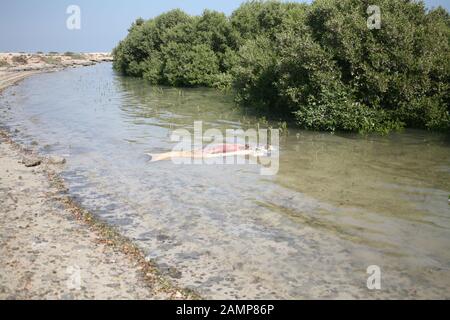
[0,0,449,53]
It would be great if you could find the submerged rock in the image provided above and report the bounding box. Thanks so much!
[46,155,66,165]
[21,157,41,168]
[167,267,182,279]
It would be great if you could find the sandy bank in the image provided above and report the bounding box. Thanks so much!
[0,52,112,92]
[0,55,195,300]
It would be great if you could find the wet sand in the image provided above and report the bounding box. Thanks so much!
[0,54,195,300]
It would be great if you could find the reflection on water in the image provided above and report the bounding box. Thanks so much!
[1,63,449,299]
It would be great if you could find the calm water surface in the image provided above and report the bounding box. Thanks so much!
[1,63,449,298]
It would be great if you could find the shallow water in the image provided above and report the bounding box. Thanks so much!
[1,63,449,299]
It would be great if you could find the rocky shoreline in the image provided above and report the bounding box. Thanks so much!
[0,54,197,300]
[0,52,112,92]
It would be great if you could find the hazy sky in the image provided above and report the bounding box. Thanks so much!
[0,0,448,52]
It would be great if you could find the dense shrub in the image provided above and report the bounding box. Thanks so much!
[42,56,62,65]
[296,0,450,131]
[64,52,85,60]
[12,55,28,65]
[161,43,219,86]
[0,59,10,67]
[113,0,450,133]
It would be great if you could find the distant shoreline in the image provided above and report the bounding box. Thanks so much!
[0,52,112,92]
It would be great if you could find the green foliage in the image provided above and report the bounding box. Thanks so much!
[296,0,450,132]
[64,52,85,60]
[113,0,450,133]
[12,55,28,64]
[71,54,85,60]
[42,56,62,65]
[231,36,280,112]
[161,43,219,86]
[0,59,10,67]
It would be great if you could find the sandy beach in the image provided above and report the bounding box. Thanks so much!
[0,54,195,300]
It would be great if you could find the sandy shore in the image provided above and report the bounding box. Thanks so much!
[0,54,195,300]
[0,52,112,92]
